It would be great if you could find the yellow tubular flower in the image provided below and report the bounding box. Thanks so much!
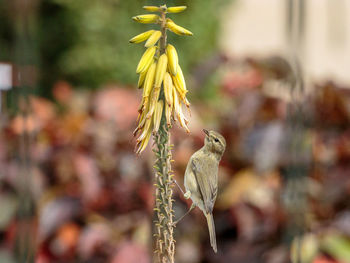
[163,72,174,107]
[173,89,189,132]
[153,100,164,133]
[137,70,147,88]
[132,14,160,24]
[154,54,168,88]
[166,44,178,75]
[137,130,152,154]
[172,65,187,98]
[133,109,146,136]
[145,30,162,48]
[142,61,157,98]
[131,5,192,153]
[167,6,187,13]
[173,79,187,102]
[143,6,162,12]
[176,65,187,91]
[146,87,161,119]
[135,124,152,153]
[166,18,193,36]
[138,96,146,113]
[173,86,180,118]
[136,46,157,73]
[129,30,155,43]
[137,101,149,127]
[137,118,152,142]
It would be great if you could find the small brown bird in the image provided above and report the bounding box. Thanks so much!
[183,129,226,253]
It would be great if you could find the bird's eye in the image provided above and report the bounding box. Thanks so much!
[214,138,219,143]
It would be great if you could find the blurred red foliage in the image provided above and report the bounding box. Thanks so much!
[0,57,350,262]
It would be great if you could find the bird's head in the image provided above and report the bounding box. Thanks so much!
[203,129,226,157]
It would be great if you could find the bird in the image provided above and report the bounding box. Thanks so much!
[181,129,226,253]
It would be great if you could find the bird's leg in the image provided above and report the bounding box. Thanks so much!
[184,191,191,199]
[173,179,185,195]
[173,203,195,225]
[172,179,192,200]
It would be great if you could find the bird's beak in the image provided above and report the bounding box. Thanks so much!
[203,129,209,136]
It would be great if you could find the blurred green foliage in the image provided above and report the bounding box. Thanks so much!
[0,0,232,95]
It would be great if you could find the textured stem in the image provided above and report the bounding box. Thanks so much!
[153,7,175,263]
[154,116,175,263]
[159,8,167,54]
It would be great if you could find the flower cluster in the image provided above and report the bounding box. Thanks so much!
[130,5,192,154]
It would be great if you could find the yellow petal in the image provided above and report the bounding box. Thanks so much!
[163,72,174,107]
[167,6,187,13]
[166,18,193,36]
[129,30,155,43]
[153,100,164,133]
[136,46,156,73]
[137,70,147,88]
[136,129,152,154]
[154,54,168,88]
[142,61,157,97]
[132,14,160,24]
[146,87,161,119]
[166,44,178,75]
[143,6,161,12]
[145,30,162,48]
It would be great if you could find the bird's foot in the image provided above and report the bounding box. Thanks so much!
[184,191,191,199]
[173,203,195,226]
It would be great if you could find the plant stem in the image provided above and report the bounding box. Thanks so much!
[154,116,175,263]
[153,7,175,263]
[159,8,167,54]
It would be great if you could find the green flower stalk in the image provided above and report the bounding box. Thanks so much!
[130,4,192,262]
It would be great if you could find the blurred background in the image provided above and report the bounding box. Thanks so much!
[0,0,350,262]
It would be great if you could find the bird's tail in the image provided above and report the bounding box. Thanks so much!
[205,213,217,253]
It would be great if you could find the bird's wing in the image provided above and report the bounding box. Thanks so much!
[191,156,218,214]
